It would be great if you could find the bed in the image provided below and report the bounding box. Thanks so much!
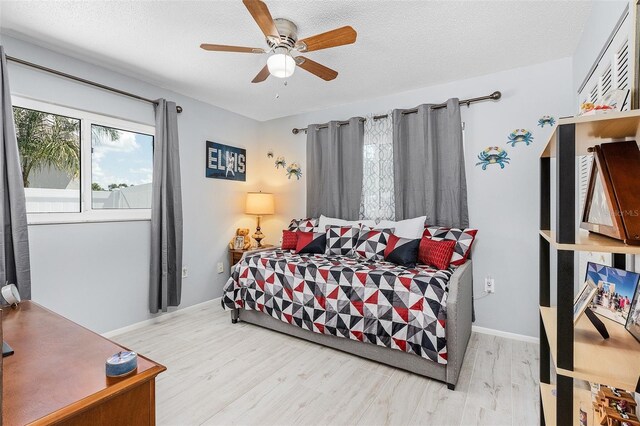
[222,248,473,390]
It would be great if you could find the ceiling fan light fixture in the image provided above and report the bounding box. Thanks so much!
[267,48,295,78]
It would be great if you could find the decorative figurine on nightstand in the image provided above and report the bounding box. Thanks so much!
[228,228,252,250]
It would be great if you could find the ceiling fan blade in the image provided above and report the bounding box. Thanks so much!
[295,56,338,81]
[242,0,280,41]
[251,65,270,83]
[296,26,357,52]
[200,44,265,54]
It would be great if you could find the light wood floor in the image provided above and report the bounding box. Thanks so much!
[112,301,540,426]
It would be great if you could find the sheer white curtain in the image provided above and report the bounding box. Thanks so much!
[359,112,395,221]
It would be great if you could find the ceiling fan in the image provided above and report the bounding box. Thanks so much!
[200,0,357,83]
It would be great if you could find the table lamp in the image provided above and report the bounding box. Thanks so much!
[245,192,274,248]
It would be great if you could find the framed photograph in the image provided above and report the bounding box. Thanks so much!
[625,283,640,343]
[586,262,640,325]
[574,277,598,324]
[233,236,245,250]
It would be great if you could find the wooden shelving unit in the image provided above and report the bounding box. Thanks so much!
[540,307,640,390]
[541,109,640,157]
[539,230,640,255]
[539,111,640,425]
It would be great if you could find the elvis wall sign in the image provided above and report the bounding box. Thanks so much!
[206,141,246,181]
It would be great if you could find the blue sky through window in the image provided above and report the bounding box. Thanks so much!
[92,125,153,190]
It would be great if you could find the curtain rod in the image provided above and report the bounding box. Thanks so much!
[291,91,501,134]
[6,55,183,113]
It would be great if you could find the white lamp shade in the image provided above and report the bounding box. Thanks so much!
[267,50,295,79]
[246,192,275,215]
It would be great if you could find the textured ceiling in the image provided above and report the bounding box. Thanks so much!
[0,1,591,121]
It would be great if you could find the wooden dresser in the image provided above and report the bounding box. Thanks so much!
[2,301,166,425]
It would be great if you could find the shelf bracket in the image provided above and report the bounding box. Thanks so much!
[584,308,609,339]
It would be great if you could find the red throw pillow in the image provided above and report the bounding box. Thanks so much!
[282,230,298,250]
[418,237,456,270]
[422,226,478,266]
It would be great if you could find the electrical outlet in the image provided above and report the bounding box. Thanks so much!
[217,262,224,274]
[182,266,188,278]
[484,276,495,293]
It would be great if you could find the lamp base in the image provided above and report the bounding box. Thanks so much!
[252,231,265,248]
[253,216,266,248]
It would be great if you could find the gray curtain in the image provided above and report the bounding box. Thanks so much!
[392,98,468,228]
[150,99,183,313]
[306,117,364,220]
[0,47,31,300]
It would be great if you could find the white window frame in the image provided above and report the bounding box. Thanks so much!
[12,96,155,225]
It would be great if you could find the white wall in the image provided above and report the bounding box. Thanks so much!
[572,0,628,94]
[256,58,574,338]
[3,35,261,333]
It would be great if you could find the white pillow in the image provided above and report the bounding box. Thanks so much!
[376,216,426,239]
[318,215,364,231]
[359,219,376,228]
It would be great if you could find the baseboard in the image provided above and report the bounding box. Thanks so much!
[472,325,539,344]
[102,299,538,344]
[102,297,221,338]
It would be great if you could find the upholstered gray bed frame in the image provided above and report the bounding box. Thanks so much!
[230,260,473,390]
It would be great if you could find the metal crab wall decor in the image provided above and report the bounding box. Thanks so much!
[476,146,511,170]
[267,149,274,158]
[537,116,556,128]
[507,129,534,147]
[275,155,286,169]
[286,162,302,180]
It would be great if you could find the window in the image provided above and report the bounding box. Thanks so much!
[14,106,81,213]
[13,97,155,224]
[360,112,395,221]
[91,125,153,209]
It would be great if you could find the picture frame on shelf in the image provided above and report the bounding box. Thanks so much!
[574,277,598,324]
[233,236,245,250]
[625,281,640,343]
[586,262,640,326]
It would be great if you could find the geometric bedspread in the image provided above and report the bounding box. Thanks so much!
[222,249,454,364]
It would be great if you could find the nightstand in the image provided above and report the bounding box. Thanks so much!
[229,245,275,269]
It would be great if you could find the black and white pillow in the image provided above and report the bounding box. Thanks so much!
[295,231,327,254]
[354,227,394,261]
[325,225,360,256]
[384,234,420,267]
[288,218,318,233]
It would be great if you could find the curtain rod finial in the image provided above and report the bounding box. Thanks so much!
[292,128,300,135]
[490,91,501,100]
[176,105,183,113]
